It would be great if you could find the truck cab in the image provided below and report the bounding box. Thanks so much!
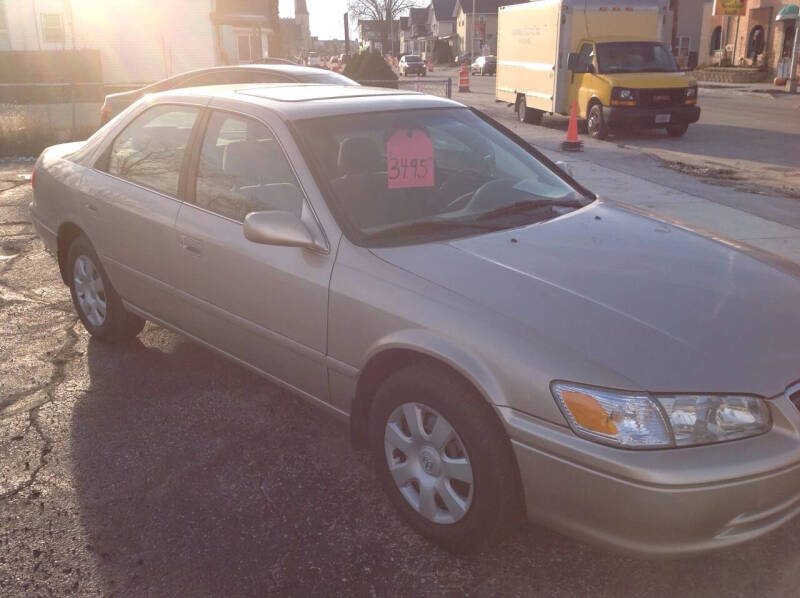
[567,38,699,138]
[496,0,700,139]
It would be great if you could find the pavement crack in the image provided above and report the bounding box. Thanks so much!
[0,317,80,500]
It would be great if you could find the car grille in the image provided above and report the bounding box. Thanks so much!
[638,88,685,108]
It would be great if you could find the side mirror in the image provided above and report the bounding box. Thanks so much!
[586,63,596,75]
[555,161,574,178]
[243,211,320,250]
[567,52,579,71]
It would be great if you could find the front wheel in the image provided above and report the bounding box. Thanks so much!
[67,235,145,341]
[369,363,522,551]
[666,123,689,137]
[587,103,609,140]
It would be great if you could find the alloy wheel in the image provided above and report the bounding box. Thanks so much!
[384,402,474,524]
[73,255,107,327]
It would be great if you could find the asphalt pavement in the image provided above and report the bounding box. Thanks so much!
[3,153,800,596]
[439,67,800,226]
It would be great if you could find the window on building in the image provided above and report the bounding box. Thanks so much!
[40,13,64,44]
[674,36,690,58]
[747,25,765,58]
[237,31,263,63]
[710,26,722,53]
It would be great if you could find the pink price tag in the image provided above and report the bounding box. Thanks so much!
[386,129,435,189]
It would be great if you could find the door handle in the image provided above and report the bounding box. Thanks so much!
[179,235,203,256]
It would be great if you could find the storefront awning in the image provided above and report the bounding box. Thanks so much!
[776,5,799,21]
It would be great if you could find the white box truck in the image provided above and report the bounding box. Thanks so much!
[496,0,699,138]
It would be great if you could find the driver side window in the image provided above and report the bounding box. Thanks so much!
[577,43,595,72]
[194,111,304,222]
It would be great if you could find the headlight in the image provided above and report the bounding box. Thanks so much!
[685,86,697,98]
[618,88,633,100]
[552,382,771,449]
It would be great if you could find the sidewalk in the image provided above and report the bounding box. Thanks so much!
[549,150,800,264]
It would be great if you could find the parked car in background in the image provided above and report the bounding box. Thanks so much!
[399,54,427,76]
[31,83,800,556]
[306,51,322,67]
[99,64,358,125]
[471,55,497,76]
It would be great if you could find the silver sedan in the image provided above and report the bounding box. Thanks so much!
[29,83,800,555]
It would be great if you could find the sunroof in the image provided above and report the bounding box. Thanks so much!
[237,84,413,102]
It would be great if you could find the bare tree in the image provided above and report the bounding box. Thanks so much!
[349,0,420,55]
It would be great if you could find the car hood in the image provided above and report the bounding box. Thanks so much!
[370,202,800,398]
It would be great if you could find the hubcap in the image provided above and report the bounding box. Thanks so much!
[73,255,107,327]
[384,403,474,525]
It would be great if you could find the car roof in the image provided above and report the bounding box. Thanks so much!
[154,83,465,120]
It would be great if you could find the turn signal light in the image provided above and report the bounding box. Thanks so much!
[559,389,618,434]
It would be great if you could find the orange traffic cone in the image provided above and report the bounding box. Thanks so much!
[561,101,583,152]
[428,59,434,73]
[458,63,470,92]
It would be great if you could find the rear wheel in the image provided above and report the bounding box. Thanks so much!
[67,235,145,341]
[517,96,543,125]
[587,103,609,140]
[369,362,522,552]
[666,123,689,137]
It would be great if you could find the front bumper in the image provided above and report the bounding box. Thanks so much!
[603,104,701,129]
[501,393,800,556]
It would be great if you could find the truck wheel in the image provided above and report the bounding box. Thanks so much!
[666,123,689,137]
[587,104,609,140]
[517,96,543,125]
[369,362,522,552]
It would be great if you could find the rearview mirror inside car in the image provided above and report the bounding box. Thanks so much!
[243,211,321,250]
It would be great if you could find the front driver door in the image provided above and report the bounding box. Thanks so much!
[568,42,596,118]
[172,108,334,402]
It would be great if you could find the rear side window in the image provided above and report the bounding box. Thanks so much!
[107,104,200,197]
[194,111,304,222]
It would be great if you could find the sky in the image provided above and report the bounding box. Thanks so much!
[279,0,353,41]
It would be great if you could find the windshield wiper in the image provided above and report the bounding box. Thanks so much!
[476,199,584,222]
[364,219,503,242]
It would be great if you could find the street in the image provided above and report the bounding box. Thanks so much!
[438,66,800,213]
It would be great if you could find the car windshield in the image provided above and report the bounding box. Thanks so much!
[596,42,679,74]
[405,55,422,62]
[294,108,590,247]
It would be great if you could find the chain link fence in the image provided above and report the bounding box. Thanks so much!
[358,77,453,99]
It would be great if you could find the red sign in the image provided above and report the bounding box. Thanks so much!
[386,129,435,189]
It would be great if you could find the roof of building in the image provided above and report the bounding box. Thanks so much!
[453,0,529,15]
[431,0,457,22]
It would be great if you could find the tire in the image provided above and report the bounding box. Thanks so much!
[666,123,689,137]
[517,96,543,125]
[586,103,609,140]
[369,362,522,552]
[67,235,145,342]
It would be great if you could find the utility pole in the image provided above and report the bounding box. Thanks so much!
[344,14,348,56]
